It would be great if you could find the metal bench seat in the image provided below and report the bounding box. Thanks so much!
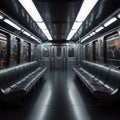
[73,60,120,100]
[0,61,47,101]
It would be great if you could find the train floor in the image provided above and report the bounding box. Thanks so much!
[0,68,120,120]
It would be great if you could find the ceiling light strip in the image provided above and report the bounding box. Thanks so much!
[31,36,40,43]
[18,0,43,22]
[18,0,52,40]
[81,35,90,42]
[95,26,104,33]
[104,17,117,27]
[67,0,98,40]
[76,0,98,22]
[0,15,3,20]
[4,19,21,30]
[118,13,120,18]
[23,31,31,36]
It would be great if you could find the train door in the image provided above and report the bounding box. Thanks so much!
[50,45,67,69]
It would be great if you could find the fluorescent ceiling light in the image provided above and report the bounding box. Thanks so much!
[91,32,96,35]
[95,26,104,33]
[90,31,96,36]
[42,29,49,34]
[67,29,78,40]
[67,35,73,40]
[18,0,43,22]
[69,29,78,35]
[72,22,82,30]
[37,22,47,30]
[31,36,40,43]
[76,0,98,22]
[67,0,98,40]
[0,15,3,20]
[23,31,31,36]
[104,17,117,27]
[18,0,52,40]
[90,33,93,36]
[45,33,52,40]
[4,19,21,30]
[118,13,120,18]
[81,35,90,42]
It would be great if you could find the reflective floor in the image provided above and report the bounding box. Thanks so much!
[0,68,120,120]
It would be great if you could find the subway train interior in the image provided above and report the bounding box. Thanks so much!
[0,0,120,120]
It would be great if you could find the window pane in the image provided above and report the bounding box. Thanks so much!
[85,44,92,61]
[94,40,103,62]
[106,33,120,66]
[10,37,18,66]
[99,39,104,59]
[51,46,54,58]
[20,41,29,63]
[43,45,49,57]
[0,33,7,68]
[68,45,74,57]
[57,46,62,57]
[31,44,35,61]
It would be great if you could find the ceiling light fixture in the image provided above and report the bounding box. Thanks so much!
[90,31,96,36]
[31,36,40,43]
[18,0,52,40]
[76,0,98,22]
[81,35,90,42]
[104,17,117,27]
[37,22,47,30]
[4,19,21,30]
[95,26,104,33]
[118,13,120,18]
[67,0,98,40]
[0,15,3,20]
[72,22,82,30]
[23,31,31,36]
[18,0,43,22]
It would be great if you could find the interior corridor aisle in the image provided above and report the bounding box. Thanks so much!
[28,69,91,120]
[0,69,120,120]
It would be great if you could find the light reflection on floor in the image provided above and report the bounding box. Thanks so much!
[0,68,120,120]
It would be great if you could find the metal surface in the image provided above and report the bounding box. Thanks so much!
[1,69,120,120]
[72,0,120,41]
[33,0,83,40]
[50,45,67,69]
[0,0,120,41]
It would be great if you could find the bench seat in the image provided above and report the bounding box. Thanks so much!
[73,60,120,100]
[0,61,47,101]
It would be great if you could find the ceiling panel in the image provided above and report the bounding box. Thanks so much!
[72,0,120,41]
[0,0,119,42]
[33,0,84,40]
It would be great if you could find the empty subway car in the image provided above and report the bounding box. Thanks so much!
[0,0,120,120]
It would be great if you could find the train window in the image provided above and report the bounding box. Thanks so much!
[43,44,49,57]
[57,46,62,57]
[34,45,37,60]
[94,40,103,62]
[68,45,74,57]
[20,40,29,63]
[10,37,18,66]
[85,43,92,61]
[0,33,7,69]
[36,44,41,60]
[106,32,120,66]
[31,43,35,61]
[51,46,54,58]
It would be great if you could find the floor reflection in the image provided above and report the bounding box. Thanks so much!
[29,87,52,120]
[0,69,120,120]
